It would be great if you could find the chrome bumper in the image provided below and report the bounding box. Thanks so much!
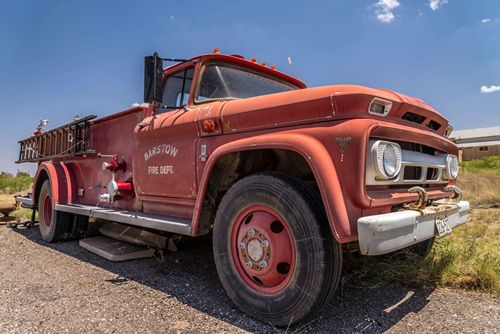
[357,200,469,255]
[15,195,34,208]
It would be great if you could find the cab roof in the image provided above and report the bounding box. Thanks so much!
[164,53,307,89]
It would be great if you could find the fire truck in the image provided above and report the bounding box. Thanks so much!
[15,50,469,326]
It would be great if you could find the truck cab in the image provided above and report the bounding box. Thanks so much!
[16,50,469,327]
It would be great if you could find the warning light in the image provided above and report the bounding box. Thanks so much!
[261,61,267,66]
[270,65,276,70]
[213,48,220,54]
[250,58,257,63]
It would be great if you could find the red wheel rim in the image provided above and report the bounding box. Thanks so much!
[230,205,296,294]
[41,193,52,228]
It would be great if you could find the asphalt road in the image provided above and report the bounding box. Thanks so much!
[0,224,498,333]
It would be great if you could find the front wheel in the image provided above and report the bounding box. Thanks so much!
[213,173,342,326]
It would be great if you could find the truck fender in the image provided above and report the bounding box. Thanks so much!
[33,162,78,207]
[192,133,352,242]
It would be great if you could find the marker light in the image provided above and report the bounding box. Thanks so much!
[213,47,220,54]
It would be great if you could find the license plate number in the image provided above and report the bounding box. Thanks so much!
[435,214,452,237]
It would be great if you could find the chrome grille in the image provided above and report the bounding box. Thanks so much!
[366,142,448,186]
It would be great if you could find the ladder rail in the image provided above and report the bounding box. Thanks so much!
[16,115,97,163]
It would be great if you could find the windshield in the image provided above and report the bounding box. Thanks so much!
[196,63,297,102]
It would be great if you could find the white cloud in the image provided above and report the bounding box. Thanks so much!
[429,0,448,11]
[481,18,491,23]
[377,11,395,23]
[480,85,500,93]
[374,0,400,23]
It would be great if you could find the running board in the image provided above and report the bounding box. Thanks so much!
[55,203,192,235]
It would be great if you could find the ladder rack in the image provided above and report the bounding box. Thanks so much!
[16,115,97,163]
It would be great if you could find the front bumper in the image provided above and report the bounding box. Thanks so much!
[358,200,469,255]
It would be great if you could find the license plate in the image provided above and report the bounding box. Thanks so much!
[435,214,452,237]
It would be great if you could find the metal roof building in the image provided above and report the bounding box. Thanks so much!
[450,126,500,161]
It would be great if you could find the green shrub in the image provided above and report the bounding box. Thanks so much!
[461,155,500,173]
[0,172,33,194]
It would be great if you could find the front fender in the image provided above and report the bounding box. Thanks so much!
[192,133,353,242]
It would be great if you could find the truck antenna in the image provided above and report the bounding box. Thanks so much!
[276,25,297,78]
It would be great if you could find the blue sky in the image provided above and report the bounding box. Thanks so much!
[0,0,499,174]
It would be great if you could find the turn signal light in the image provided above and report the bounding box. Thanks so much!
[203,119,216,133]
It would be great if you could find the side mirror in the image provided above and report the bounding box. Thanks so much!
[144,52,163,104]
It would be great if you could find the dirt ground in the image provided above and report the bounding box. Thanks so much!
[0,224,498,334]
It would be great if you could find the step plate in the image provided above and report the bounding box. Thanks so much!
[55,203,192,235]
[79,236,155,262]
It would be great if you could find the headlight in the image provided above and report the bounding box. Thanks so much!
[373,141,402,179]
[445,155,459,180]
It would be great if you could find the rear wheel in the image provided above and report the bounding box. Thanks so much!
[213,173,342,326]
[38,180,86,242]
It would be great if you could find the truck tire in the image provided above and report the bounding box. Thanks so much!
[38,180,78,242]
[213,173,342,326]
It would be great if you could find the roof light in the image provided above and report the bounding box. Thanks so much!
[250,58,257,63]
[270,65,276,70]
[213,47,220,54]
[261,61,267,66]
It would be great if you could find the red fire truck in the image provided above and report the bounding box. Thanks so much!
[15,50,469,326]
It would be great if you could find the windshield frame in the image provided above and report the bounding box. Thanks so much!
[193,61,300,105]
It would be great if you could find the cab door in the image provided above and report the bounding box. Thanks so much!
[134,65,198,200]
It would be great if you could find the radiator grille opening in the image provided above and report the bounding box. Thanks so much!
[402,112,426,124]
[403,166,422,181]
[397,141,436,155]
[426,167,439,181]
[427,120,441,131]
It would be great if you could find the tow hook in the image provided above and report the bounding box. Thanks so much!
[403,186,428,210]
[403,185,463,211]
[444,185,462,203]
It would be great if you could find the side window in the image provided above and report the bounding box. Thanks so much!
[159,67,194,113]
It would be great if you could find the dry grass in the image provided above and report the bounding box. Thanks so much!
[0,192,34,222]
[456,170,500,207]
[344,209,500,296]
[345,169,500,297]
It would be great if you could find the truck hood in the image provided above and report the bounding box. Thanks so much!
[219,85,449,136]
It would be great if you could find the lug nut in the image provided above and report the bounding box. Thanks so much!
[259,261,268,269]
[247,229,256,237]
[246,261,253,268]
[262,240,269,248]
[239,242,246,249]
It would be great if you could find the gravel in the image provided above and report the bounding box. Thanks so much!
[0,224,498,333]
